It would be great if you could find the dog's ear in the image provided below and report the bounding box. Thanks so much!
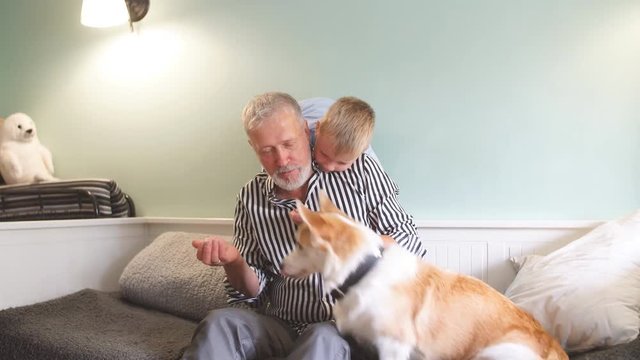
[296,199,328,232]
[297,200,335,249]
[318,190,347,216]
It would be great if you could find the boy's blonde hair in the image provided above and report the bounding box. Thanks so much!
[317,97,375,157]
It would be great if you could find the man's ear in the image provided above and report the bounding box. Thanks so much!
[313,119,323,145]
[318,190,347,216]
[303,120,311,140]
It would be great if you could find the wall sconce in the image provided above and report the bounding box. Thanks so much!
[81,0,150,30]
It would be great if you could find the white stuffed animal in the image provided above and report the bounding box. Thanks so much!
[0,113,57,185]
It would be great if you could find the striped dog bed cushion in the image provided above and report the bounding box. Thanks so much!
[0,179,135,221]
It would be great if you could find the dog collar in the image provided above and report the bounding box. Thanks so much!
[331,247,384,301]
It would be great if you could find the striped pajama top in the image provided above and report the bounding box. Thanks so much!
[225,153,427,331]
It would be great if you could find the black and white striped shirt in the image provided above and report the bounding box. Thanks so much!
[226,154,426,330]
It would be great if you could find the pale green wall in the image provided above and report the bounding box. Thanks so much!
[0,0,638,219]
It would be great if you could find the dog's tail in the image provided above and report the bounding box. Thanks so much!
[545,343,569,360]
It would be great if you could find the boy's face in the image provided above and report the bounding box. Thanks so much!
[314,131,359,172]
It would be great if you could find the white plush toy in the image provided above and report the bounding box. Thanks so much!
[0,113,57,185]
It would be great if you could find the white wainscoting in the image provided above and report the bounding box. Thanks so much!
[0,218,148,310]
[415,221,599,293]
[0,217,602,310]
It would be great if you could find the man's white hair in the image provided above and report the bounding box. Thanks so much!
[242,92,304,133]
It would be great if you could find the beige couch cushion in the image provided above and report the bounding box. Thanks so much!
[119,232,229,321]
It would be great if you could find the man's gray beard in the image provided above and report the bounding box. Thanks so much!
[273,163,312,192]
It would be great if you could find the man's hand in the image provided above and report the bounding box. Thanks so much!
[192,236,240,267]
[289,209,303,225]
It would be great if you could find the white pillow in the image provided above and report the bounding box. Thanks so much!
[505,210,640,353]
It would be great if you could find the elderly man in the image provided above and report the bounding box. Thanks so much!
[182,92,425,359]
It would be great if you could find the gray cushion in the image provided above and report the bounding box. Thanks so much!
[119,231,229,321]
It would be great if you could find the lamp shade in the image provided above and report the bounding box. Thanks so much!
[81,0,129,28]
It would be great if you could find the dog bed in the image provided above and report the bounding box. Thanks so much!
[0,289,196,360]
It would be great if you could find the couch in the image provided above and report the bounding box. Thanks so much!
[0,231,637,359]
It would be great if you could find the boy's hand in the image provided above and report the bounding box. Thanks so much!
[289,209,303,225]
[192,236,240,266]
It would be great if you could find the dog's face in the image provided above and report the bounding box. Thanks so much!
[3,113,37,142]
[281,223,333,278]
[281,191,365,278]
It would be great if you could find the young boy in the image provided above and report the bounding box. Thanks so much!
[299,97,379,172]
[296,97,394,247]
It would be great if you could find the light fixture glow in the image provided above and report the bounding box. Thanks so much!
[81,0,129,28]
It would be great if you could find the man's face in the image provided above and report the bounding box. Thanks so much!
[248,107,312,191]
[314,130,358,172]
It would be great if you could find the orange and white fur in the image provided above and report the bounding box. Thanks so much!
[281,192,568,360]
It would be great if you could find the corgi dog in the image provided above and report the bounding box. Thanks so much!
[281,191,568,360]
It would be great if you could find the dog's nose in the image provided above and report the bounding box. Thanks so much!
[26,129,33,134]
